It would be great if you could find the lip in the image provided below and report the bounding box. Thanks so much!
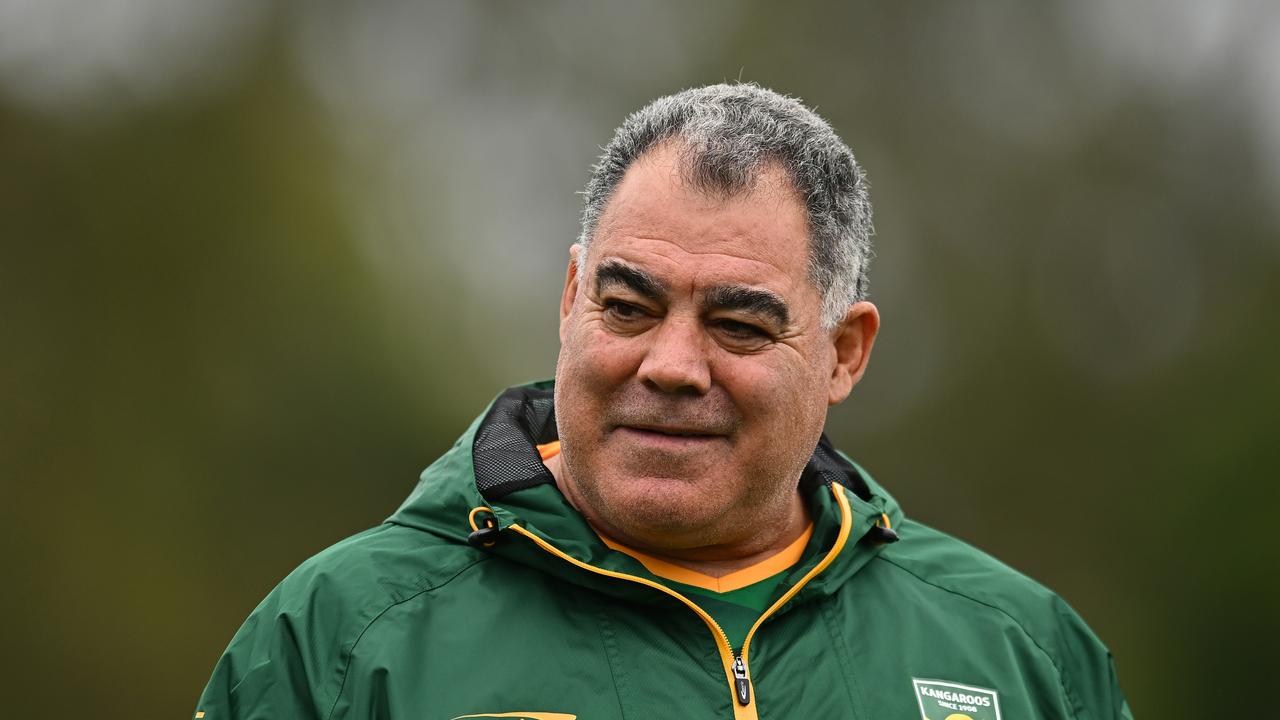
[616,425,728,448]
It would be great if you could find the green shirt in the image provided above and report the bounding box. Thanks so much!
[663,569,792,649]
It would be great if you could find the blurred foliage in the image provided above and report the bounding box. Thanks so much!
[1,2,1278,718]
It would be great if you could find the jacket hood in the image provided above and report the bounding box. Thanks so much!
[387,381,904,607]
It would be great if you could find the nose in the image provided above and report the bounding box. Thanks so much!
[636,315,712,395]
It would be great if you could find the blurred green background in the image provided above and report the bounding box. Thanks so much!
[2,2,1278,717]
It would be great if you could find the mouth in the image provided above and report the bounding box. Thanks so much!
[617,424,727,446]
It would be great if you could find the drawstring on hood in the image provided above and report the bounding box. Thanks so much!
[868,511,900,544]
[466,506,501,548]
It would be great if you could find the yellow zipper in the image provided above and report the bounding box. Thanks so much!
[504,483,855,720]
[738,483,855,697]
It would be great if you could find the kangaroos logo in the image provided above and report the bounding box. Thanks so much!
[911,678,1002,720]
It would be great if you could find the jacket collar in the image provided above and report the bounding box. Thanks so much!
[388,381,904,605]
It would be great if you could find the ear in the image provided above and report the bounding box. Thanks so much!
[827,301,880,406]
[559,244,583,342]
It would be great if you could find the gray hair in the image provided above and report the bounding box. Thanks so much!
[577,82,873,329]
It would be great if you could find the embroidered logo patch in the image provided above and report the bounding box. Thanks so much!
[912,678,1001,720]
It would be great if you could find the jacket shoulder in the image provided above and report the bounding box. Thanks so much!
[196,523,488,719]
[878,519,1065,624]
[280,521,487,611]
[876,519,1129,720]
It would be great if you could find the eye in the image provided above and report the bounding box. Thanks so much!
[713,318,769,341]
[604,300,647,320]
[601,300,658,334]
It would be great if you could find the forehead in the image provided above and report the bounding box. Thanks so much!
[589,145,817,303]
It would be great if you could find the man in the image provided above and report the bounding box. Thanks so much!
[197,84,1132,720]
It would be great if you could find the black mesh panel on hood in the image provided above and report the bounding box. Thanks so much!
[799,434,876,502]
[472,385,559,500]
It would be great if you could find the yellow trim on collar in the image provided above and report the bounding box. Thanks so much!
[598,523,812,593]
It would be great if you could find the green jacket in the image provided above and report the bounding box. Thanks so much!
[197,382,1132,720]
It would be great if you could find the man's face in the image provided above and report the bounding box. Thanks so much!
[554,144,876,552]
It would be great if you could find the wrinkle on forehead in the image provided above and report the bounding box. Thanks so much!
[624,236,790,272]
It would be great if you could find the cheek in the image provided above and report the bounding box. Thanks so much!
[557,323,642,408]
[719,353,818,406]
[718,354,830,448]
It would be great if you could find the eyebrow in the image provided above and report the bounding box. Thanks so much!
[595,260,667,301]
[594,259,791,327]
[704,284,790,327]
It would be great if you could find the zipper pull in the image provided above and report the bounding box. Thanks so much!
[733,655,751,706]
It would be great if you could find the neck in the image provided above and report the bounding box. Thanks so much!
[543,453,810,578]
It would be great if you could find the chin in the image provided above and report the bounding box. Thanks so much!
[591,475,730,540]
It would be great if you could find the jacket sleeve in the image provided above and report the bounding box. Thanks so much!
[194,583,330,720]
[1054,596,1135,720]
